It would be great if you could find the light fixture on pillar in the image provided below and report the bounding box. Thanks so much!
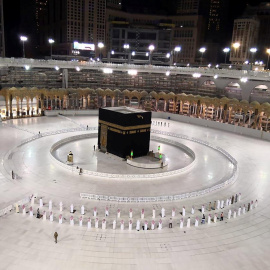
[166,71,170,76]
[24,65,30,70]
[75,66,80,72]
[128,70,137,76]
[192,73,201,78]
[214,75,218,79]
[103,68,113,74]
[174,46,181,52]
[240,77,248,83]
[55,66,59,71]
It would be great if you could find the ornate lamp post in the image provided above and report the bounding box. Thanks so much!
[48,39,55,59]
[20,36,28,58]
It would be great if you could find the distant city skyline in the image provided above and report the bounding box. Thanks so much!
[2,0,268,63]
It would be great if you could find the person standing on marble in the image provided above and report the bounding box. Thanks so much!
[220,212,224,221]
[136,220,140,231]
[235,193,238,203]
[94,145,95,151]
[248,203,250,212]
[11,170,14,179]
[231,195,234,204]
[37,208,40,218]
[169,218,173,228]
[54,232,58,244]
[201,214,205,224]
[208,202,211,211]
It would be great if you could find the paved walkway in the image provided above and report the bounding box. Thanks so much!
[0,115,269,270]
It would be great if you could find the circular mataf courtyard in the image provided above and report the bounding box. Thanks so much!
[0,114,269,270]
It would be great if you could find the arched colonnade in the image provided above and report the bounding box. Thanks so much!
[0,87,270,131]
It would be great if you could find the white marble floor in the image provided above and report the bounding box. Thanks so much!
[54,136,194,173]
[0,115,269,270]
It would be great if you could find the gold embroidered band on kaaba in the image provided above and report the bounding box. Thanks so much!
[99,120,151,131]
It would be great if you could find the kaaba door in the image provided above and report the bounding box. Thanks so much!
[100,124,108,152]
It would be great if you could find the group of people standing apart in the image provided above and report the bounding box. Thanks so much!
[21,193,257,243]
[151,120,170,128]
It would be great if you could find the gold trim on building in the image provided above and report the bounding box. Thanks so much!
[99,120,151,131]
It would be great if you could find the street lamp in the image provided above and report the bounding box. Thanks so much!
[250,47,257,70]
[131,51,135,63]
[172,46,181,65]
[199,47,206,66]
[232,42,240,62]
[223,48,230,64]
[48,38,55,59]
[98,42,104,61]
[193,73,201,94]
[148,44,155,65]
[20,36,28,58]
[267,49,270,69]
[123,44,129,63]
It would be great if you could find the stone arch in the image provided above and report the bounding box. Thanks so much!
[11,96,18,117]
[122,89,131,106]
[201,80,216,87]
[250,84,270,103]
[225,82,242,99]
[130,96,139,108]
[19,97,28,116]
[0,95,6,118]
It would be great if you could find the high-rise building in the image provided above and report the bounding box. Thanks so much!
[107,0,122,10]
[106,8,203,64]
[177,0,230,63]
[0,0,4,57]
[177,0,200,15]
[38,0,106,56]
[242,3,270,62]
[230,17,260,64]
[36,0,203,63]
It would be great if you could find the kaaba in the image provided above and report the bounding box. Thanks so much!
[98,107,152,158]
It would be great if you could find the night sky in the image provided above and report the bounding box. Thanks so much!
[3,0,266,57]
